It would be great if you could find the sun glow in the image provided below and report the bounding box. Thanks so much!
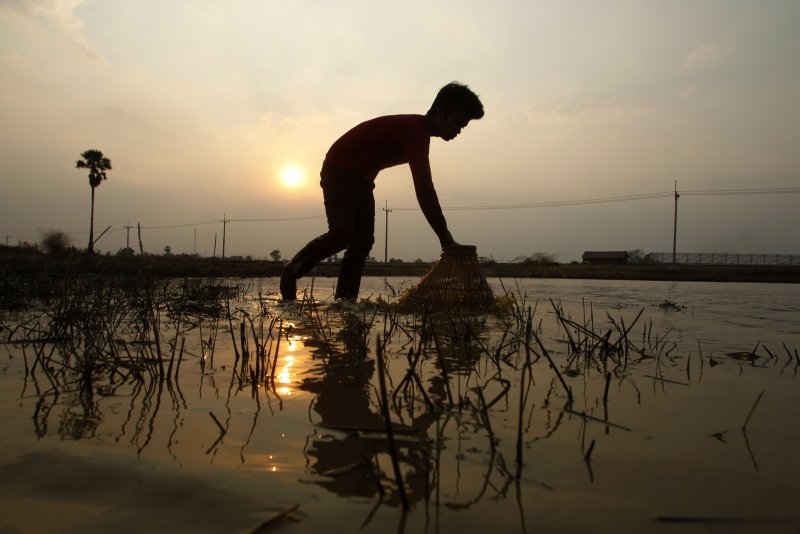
[280,166,305,189]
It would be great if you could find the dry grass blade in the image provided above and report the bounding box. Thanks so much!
[209,411,226,434]
[248,504,300,533]
[375,335,409,510]
[742,390,765,431]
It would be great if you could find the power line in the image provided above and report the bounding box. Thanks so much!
[3,185,798,243]
[1,220,220,242]
[390,186,800,212]
[440,191,673,211]
[229,216,325,222]
[681,187,800,196]
[139,220,219,229]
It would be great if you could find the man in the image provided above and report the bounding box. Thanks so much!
[280,82,484,301]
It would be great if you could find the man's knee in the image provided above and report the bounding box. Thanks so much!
[325,228,351,252]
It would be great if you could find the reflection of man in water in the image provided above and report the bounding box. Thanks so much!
[281,82,484,302]
[301,315,435,504]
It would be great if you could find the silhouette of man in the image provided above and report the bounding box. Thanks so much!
[280,82,484,301]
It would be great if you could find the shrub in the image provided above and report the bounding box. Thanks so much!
[515,252,558,266]
[41,230,72,255]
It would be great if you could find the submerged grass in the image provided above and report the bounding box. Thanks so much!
[1,271,798,530]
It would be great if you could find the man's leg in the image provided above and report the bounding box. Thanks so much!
[334,181,375,300]
[281,175,355,301]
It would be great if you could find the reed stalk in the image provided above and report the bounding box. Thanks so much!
[375,336,409,510]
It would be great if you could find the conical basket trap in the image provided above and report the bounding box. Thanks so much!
[398,245,495,311]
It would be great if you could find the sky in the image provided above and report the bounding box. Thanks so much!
[1,0,799,262]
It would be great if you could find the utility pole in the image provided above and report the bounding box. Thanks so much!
[672,180,679,265]
[3,234,9,247]
[193,227,197,254]
[221,213,229,259]
[383,200,392,263]
[124,221,132,250]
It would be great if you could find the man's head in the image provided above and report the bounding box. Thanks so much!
[427,82,484,141]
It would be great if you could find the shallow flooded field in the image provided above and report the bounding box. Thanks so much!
[1,276,799,533]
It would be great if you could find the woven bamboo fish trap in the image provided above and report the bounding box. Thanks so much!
[397,245,496,311]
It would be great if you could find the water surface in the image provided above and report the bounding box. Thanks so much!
[1,276,798,532]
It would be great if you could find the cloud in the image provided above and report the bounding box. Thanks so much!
[0,0,27,13]
[682,44,724,70]
[0,0,100,60]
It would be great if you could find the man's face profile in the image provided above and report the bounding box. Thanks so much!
[435,111,471,141]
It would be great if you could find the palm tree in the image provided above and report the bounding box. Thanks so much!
[76,149,112,254]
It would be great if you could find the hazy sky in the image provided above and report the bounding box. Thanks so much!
[2,0,799,262]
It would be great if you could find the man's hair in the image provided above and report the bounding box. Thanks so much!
[427,82,484,119]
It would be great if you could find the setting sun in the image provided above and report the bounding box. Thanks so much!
[280,166,305,189]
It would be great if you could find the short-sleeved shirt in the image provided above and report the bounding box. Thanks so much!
[324,114,431,183]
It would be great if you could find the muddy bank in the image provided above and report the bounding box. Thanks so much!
[1,246,798,283]
[481,262,800,283]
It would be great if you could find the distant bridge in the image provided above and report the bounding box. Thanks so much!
[645,252,799,266]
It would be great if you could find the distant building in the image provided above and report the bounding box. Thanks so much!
[581,251,629,264]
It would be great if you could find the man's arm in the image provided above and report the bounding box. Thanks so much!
[408,156,455,248]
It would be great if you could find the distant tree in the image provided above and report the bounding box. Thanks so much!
[41,229,72,255]
[269,249,282,262]
[76,149,112,254]
[388,257,404,263]
[628,249,644,264]
[164,245,172,255]
[514,252,558,265]
[117,247,135,257]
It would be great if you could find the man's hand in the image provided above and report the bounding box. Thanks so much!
[442,242,477,253]
[443,242,475,250]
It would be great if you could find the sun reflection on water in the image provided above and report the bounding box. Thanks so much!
[274,336,304,396]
